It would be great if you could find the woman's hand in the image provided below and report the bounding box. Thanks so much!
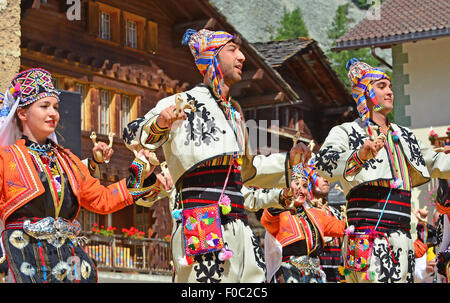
[92,141,114,164]
[154,172,173,191]
[136,149,157,179]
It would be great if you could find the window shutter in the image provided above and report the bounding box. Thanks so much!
[111,12,120,44]
[146,20,158,54]
[87,1,99,37]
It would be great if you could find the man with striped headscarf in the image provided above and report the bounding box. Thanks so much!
[123,28,310,283]
[314,58,450,283]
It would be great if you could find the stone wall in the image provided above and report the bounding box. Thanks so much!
[0,0,20,92]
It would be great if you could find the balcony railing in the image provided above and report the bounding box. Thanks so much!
[81,232,172,275]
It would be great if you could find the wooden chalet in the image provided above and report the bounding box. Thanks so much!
[252,38,357,150]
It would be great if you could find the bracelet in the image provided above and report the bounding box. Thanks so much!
[91,157,102,165]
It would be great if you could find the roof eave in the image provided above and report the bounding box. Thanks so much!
[332,27,450,52]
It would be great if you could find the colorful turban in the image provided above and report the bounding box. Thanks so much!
[0,68,60,146]
[181,28,234,98]
[346,58,390,134]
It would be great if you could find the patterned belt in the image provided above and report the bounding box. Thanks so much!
[5,217,87,247]
[282,255,326,282]
[283,255,320,270]
[180,165,248,224]
[346,185,411,231]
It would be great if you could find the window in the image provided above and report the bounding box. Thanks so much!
[52,75,60,90]
[78,208,99,232]
[120,95,131,137]
[123,11,146,51]
[135,205,149,238]
[99,11,111,40]
[99,89,111,134]
[74,83,87,130]
[126,21,137,48]
[280,106,289,127]
[88,2,157,52]
[90,2,120,44]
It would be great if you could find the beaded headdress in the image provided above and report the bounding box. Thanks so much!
[0,68,60,146]
[291,158,318,198]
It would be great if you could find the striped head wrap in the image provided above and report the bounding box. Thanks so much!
[181,28,234,98]
[181,28,245,150]
[346,58,390,136]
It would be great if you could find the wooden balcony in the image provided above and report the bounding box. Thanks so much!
[81,232,172,276]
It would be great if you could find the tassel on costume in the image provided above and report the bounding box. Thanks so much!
[345,225,355,235]
[218,247,233,261]
[178,255,195,266]
[338,266,351,276]
[392,130,400,142]
[181,29,197,46]
[172,209,182,221]
[218,194,231,215]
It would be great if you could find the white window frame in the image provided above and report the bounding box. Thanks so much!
[99,89,111,135]
[99,11,111,40]
[120,95,131,137]
[126,20,137,48]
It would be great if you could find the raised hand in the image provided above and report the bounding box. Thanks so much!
[357,138,385,161]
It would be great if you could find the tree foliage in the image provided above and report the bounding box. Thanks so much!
[275,7,309,40]
[326,4,383,90]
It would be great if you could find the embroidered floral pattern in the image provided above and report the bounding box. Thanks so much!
[315,146,344,178]
[348,127,367,150]
[184,93,226,147]
[398,126,425,167]
[193,250,225,283]
[362,158,383,170]
[123,116,146,145]
[251,234,266,276]
[370,231,414,283]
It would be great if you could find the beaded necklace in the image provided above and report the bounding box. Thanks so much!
[27,140,65,218]
[296,207,319,256]
[217,95,245,151]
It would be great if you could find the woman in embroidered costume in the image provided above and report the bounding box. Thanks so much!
[314,59,450,282]
[0,68,167,283]
[123,28,310,283]
[308,177,346,283]
[261,163,346,283]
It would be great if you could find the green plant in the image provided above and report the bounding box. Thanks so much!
[122,226,146,239]
[91,223,116,237]
[275,7,309,40]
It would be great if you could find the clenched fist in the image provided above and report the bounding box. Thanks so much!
[156,105,187,129]
[357,138,385,161]
[289,142,312,166]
